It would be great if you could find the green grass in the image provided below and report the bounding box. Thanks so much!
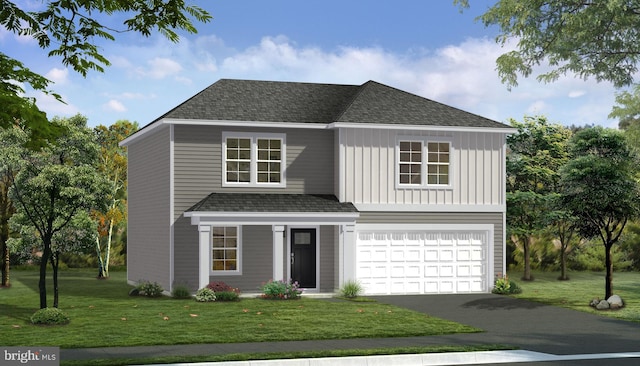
[508,270,640,322]
[0,269,480,349]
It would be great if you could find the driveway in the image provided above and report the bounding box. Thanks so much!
[370,294,640,355]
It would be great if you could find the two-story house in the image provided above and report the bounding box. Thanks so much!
[120,79,514,295]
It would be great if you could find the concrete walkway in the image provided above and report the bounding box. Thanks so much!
[60,294,640,364]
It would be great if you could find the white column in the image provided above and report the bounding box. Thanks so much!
[341,224,356,286]
[272,225,285,281]
[198,225,211,289]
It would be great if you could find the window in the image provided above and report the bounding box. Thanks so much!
[212,226,240,274]
[223,132,285,187]
[397,138,452,188]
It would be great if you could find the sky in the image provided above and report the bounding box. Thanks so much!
[3,0,626,128]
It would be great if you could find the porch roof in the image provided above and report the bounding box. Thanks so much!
[184,193,359,225]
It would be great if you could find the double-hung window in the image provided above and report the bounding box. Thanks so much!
[397,138,452,188]
[223,132,286,187]
[211,226,241,274]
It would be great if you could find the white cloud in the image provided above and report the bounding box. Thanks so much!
[568,90,586,98]
[45,68,69,85]
[103,99,127,112]
[139,57,183,79]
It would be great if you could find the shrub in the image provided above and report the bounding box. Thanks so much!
[31,308,70,325]
[215,291,240,302]
[171,284,192,299]
[260,279,302,300]
[206,281,238,293]
[492,275,522,295]
[340,280,363,299]
[137,281,164,297]
[195,287,216,302]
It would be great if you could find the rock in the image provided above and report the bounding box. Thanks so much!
[607,295,623,309]
[128,288,140,296]
[589,298,601,308]
[596,299,610,310]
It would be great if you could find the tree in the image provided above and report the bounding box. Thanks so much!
[1,0,211,81]
[506,116,571,280]
[560,127,640,299]
[9,114,107,308]
[546,193,580,281]
[455,0,640,88]
[93,120,138,278]
[609,84,640,130]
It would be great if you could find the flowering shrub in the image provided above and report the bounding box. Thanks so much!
[137,281,164,297]
[260,279,302,300]
[492,275,522,295]
[205,281,241,301]
[195,287,216,302]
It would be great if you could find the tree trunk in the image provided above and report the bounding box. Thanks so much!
[605,242,614,299]
[560,245,568,280]
[105,218,113,278]
[50,251,59,308]
[39,240,51,309]
[96,235,105,278]
[523,236,532,281]
[0,178,12,288]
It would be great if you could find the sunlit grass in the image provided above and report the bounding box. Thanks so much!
[0,269,480,349]
[508,270,640,322]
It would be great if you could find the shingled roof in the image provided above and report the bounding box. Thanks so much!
[186,193,359,214]
[154,79,509,129]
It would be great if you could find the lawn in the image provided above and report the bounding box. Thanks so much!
[0,269,479,349]
[507,270,640,322]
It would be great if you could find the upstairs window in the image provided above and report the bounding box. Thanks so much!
[223,132,286,187]
[397,138,452,188]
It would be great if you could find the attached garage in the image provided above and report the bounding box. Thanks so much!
[355,225,494,295]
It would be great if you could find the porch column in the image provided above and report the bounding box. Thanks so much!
[272,225,285,281]
[341,224,356,286]
[198,225,211,289]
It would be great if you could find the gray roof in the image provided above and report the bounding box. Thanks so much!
[154,79,509,129]
[186,193,359,213]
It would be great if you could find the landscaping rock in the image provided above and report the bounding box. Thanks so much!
[596,299,610,310]
[589,298,601,308]
[607,295,624,309]
[128,288,140,297]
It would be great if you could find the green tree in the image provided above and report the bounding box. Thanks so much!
[546,193,580,281]
[1,0,211,80]
[455,0,640,88]
[609,85,640,130]
[506,116,571,280]
[93,120,138,278]
[560,127,640,299]
[9,114,107,308]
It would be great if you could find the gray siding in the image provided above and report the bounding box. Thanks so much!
[207,225,273,292]
[356,212,504,275]
[173,125,335,217]
[173,215,199,289]
[127,126,171,289]
[319,225,338,292]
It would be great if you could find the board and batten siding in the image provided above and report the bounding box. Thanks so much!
[356,211,504,276]
[173,125,335,218]
[339,128,506,207]
[127,126,172,289]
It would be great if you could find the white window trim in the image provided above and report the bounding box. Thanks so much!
[222,131,286,188]
[210,225,243,276]
[396,136,454,190]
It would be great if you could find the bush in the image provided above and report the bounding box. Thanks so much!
[171,284,192,299]
[492,275,522,295]
[206,281,237,293]
[260,279,302,300]
[137,281,164,297]
[195,287,216,302]
[215,291,240,301]
[340,280,363,299]
[31,308,70,325]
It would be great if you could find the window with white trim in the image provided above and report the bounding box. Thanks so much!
[211,226,241,274]
[397,138,452,188]
[223,132,286,187]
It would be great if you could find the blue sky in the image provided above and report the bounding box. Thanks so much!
[3,0,623,128]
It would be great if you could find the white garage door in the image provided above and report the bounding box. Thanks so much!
[355,228,490,295]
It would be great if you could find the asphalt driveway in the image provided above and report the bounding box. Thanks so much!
[370,294,640,355]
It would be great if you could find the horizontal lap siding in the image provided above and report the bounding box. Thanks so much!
[356,211,504,277]
[127,126,171,289]
[319,226,337,292]
[341,129,505,207]
[173,125,335,218]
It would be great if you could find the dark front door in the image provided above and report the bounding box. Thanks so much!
[290,228,317,288]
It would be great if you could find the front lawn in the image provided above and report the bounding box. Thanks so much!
[507,270,640,322]
[0,269,480,348]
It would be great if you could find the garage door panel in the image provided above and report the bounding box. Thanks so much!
[356,228,489,295]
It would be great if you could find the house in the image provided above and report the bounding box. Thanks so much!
[120,79,514,295]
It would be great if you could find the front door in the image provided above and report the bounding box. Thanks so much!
[290,228,317,288]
